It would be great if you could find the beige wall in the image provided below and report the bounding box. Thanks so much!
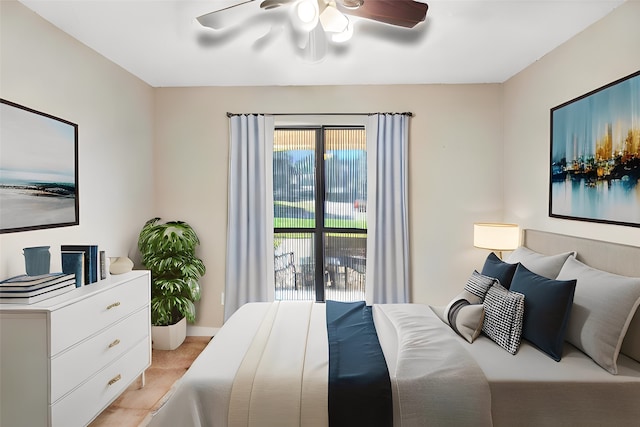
[155,85,503,330]
[503,1,640,246]
[0,1,155,277]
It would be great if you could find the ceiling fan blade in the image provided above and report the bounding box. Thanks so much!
[252,23,286,51]
[260,0,296,9]
[197,0,262,30]
[336,0,428,28]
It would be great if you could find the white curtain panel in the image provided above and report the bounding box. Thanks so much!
[365,114,410,304]
[224,114,275,322]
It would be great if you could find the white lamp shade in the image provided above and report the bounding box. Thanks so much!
[474,223,520,251]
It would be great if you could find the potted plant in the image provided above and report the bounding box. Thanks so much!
[138,217,206,350]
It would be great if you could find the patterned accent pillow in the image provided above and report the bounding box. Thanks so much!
[445,299,485,343]
[464,270,497,301]
[482,283,525,354]
[433,271,496,343]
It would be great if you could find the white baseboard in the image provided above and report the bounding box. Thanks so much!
[186,325,219,337]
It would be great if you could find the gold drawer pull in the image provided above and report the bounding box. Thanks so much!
[108,338,121,348]
[108,374,122,386]
[106,301,121,310]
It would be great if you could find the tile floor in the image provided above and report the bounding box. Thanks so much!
[89,336,211,427]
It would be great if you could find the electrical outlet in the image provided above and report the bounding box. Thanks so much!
[221,292,225,305]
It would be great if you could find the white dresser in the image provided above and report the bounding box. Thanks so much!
[0,270,151,427]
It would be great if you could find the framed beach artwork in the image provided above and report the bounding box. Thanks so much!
[0,99,79,234]
[549,70,640,228]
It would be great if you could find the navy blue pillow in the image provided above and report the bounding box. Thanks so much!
[509,264,577,361]
[481,252,518,289]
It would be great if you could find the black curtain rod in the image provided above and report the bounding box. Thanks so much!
[226,112,414,118]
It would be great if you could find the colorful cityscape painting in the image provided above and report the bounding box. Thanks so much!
[0,99,78,233]
[550,71,640,228]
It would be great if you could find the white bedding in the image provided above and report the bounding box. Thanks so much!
[373,303,491,427]
[149,303,640,427]
[148,230,640,426]
[148,301,640,427]
[148,301,492,427]
[148,302,274,427]
[228,301,327,427]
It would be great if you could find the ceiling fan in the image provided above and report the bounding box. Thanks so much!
[196,0,429,61]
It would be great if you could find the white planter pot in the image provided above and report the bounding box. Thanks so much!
[151,317,187,350]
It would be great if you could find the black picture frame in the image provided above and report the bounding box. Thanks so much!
[0,99,79,234]
[549,70,640,228]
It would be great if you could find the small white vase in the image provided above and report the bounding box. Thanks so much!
[109,256,134,275]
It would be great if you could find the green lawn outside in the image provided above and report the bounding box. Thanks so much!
[274,217,367,230]
[274,200,366,230]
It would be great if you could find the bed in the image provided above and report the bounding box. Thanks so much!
[147,230,640,426]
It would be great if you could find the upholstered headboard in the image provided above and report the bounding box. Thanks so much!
[523,229,640,362]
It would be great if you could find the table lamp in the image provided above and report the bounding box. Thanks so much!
[473,223,520,259]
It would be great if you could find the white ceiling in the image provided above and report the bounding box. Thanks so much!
[17,0,625,87]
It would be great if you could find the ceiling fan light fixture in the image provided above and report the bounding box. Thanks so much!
[297,0,318,23]
[292,0,319,33]
[319,4,349,34]
[330,19,353,43]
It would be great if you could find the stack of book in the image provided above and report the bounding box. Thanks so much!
[61,245,100,285]
[0,273,76,304]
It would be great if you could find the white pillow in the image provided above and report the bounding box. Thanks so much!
[505,246,576,279]
[622,310,640,363]
[557,257,640,374]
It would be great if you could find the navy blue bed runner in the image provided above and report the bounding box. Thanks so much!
[326,300,392,427]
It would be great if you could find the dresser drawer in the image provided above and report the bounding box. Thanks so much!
[50,306,150,403]
[50,338,150,427]
[50,275,149,356]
